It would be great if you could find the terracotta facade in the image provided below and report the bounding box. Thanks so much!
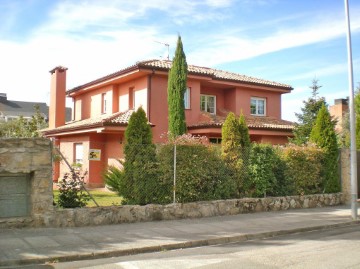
[43,60,294,187]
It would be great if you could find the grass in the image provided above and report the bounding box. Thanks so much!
[53,189,123,207]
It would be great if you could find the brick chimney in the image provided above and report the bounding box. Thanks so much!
[329,98,349,132]
[49,66,67,129]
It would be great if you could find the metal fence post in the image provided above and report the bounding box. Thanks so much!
[173,144,176,204]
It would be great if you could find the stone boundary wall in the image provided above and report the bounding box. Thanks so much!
[2,193,342,228]
[0,138,53,227]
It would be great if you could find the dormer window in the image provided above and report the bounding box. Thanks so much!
[251,97,266,116]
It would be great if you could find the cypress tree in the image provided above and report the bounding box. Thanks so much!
[122,107,158,205]
[310,104,340,193]
[221,112,241,163]
[238,112,251,148]
[221,112,251,196]
[167,35,188,138]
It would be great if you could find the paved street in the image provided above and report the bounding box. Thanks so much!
[49,224,360,269]
[0,206,359,268]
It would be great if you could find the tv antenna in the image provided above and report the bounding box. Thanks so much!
[154,41,169,60]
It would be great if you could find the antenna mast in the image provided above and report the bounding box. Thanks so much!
[154,41,169,60]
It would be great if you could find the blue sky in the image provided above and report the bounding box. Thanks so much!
[0,0,359,121]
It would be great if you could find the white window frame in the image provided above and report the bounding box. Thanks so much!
[102,93,107,114]
[200,94,216,115]
[74,143,84,165]
[251,97,266,116]
[184,87,190,109]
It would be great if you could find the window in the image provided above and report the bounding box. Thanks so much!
[129,87,134,109]
[209,137,222,144]
[184,87,190,109]
[251,97,266,116]
[74,143,83,165]
[101,93,107,114]
[200,94,216,114]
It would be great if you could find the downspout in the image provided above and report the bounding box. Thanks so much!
[147,69,155,122]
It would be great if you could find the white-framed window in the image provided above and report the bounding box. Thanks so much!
[200,94,216,114]
[251,97,266,116]
[101,93,107,114]
[209,137,222,144]
[74,143,84,165]
[184,87,190,109]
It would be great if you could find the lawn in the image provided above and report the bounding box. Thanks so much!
[53,189,123,207]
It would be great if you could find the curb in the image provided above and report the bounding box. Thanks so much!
[1,220,359,267]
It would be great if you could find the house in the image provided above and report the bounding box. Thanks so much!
[42,60,294,187]
[329,98,349,133]
[0,93,72,122]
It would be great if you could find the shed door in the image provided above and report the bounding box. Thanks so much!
[0,174,30,218]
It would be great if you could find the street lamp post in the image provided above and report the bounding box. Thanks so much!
[344,0,358,220]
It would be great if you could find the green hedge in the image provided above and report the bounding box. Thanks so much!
[157,143,236,203]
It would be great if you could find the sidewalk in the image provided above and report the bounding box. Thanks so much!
[0,205,359,267]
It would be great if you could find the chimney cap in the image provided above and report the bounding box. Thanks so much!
[334,98,349,105]
[49,66,68,74]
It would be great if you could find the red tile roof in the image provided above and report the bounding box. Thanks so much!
[68,59,293,94]
[41,110,134,135]
[188,112,295,131]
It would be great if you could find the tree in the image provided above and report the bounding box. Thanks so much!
[221,112,251,196]
[291,79,326,145]
[338,84,360,148]
[355,84,360,149]
[309,104,340,193]
[167,35,188,138]
[114,107,158,205]
[0,105,47,137]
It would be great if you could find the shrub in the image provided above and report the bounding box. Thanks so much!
[56,171,90,208]
[121,107,159,205]
[309,104,340,193]
[246,144,280,197]
[158,135,236,203]
[280,144,324,195]
[221,112,251,196]
[103,160,125,196]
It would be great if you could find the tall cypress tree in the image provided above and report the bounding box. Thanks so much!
[167,35,188,138]
[309,104,340,193]
[122,107,158,205]
[221,112,251,196]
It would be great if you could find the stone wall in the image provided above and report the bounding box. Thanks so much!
[12,193,343,228]
[340,149,360,204]
[0,138,53,227]
[0,138,344,228]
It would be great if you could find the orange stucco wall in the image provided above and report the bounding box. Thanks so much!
[118,76,148,114]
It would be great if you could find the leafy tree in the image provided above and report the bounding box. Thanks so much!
[309,104,340,193]
[167,35,188,137]
[291,79,326,145]
[221,112,251,196]
[106,107,158,205]
[0,105,47,137]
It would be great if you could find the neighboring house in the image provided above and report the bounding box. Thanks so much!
[329,98,349,133]
[0,93,72,122]
[42,60,294,187]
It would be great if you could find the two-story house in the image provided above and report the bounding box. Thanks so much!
[42,60,294,187]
